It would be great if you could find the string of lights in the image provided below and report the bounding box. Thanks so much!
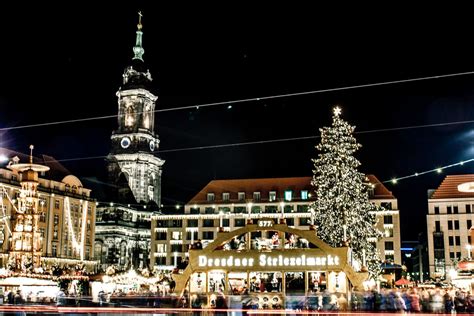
[48,116,474,161]
[0,70,474,132]
[385,158,474,185]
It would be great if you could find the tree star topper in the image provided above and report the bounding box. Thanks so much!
[333,106,342,117]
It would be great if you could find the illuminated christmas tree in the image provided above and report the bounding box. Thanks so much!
[311,106,382,278]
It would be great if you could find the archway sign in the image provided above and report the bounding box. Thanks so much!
[172,219,368,296]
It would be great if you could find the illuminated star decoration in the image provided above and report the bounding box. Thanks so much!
[333,106,342,117]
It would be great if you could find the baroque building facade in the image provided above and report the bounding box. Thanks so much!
[150,175,401,269]
[94,15,164,271]
[0,148,96,272]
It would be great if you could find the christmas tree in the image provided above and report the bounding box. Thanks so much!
[311,106,382,278]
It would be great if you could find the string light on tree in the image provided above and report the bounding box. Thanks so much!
[310,106,383,279]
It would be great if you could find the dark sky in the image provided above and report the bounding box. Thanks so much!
[1,5,474,240]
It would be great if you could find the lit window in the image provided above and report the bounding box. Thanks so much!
[284,190,292,201]
[269,191,276,202]
[301,190,308,200]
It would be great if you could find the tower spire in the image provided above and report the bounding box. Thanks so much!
[29,144,34,164]
[133,11,145,61]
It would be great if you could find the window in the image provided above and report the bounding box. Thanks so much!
[454,206,459,214]
[468,220,472,229]
[269,191,276,202]
[301,190,308,200]
[265,206,278,213]
[384,215,393,224]
[222,219,230,227]
[171,244,182,252]
[54,214,59,225]
[52,244,57,257]
[286,218,295,226]
[456,252,461,259]
[385,241,394,250]
[234,218,245,227]
[448,221,453,230]
[234,207,245,214]
[187,219,198,227]
[469,236,472,244]
[172,220,182,227]
[53,227,58,240]
[172,231,182,240]
[449,236,454,246]
[384,228,394,238]
[434,206,440,214]
[40,212,46,223]
[253,192,261,202]
[222,192,230,202]
[207,193,215,202]
[203,219,214,227]
[190,207,200,214]
[238,192,245,201]
[156,257,167,265]
[205,207,215,214]
[55,200,60,209]
[467,204,472,214]
[186,231,198,241]
[381,202,393,209]
[299,218,310,226]
[65,184,70,192]
[455,236,461,246]
[454,220,459,230]
[447,206,452,214]
[202,231,214,240]
[284,190,292,201]
[450,252,455,259]
[435,221,441,232]
[155,232,167,240]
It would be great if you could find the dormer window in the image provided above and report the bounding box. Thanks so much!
[238,192,245,201]
[301,190,308,200]
[207,193,215,202]
[284,190,292,201]
[269,191,276,202]
[253,192,261,202]
[222,192,230,202]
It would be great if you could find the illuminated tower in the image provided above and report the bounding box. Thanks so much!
[107,12,164,206]
[7,145,50,272]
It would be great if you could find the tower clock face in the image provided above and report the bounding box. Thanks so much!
[120,137,131,149]
[149,141,155,151]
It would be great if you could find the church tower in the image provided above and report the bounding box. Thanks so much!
[108,13,164,206]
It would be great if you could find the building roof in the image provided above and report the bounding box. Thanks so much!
[188,177,313,204]
[366,174,396,199]
[430,174,474,199]
[188,174,395,204]
[0,147,71,182]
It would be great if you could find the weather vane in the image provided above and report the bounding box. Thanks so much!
[137,11,143,30]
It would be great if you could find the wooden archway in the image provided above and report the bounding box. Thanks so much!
[172,222,368,295]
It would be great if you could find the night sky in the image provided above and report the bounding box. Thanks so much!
[1,5,474,240]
